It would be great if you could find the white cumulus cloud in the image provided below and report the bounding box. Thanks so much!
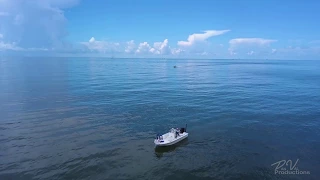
[80,38,174,56]
[136,42,152,54]
[229,38,277,46]
[0,32,23,51]
[150,39,170,55]
[247,51,254,55]
[229,38,277,56]
[81,37,120,53]
[171,48,184,55]
[135,39,171,55]
[0,0,80,50]
[89,37,95,43]
[201,52,209,56]
[178,30,230,46]
[125,40,136,54]
[0,41,23,51]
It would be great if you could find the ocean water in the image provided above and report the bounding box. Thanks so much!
[0,57,319,180]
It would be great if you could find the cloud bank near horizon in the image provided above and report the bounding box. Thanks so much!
[0,0,319,59]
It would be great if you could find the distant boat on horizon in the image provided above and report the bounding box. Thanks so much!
[111,51,115,59]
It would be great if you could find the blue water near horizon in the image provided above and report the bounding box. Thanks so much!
[0,57,319,180]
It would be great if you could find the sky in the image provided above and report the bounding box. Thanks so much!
[0,0,320,59]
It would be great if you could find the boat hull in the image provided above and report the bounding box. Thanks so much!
[154,132,188,147]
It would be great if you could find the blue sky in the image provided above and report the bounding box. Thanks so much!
[0,0,320,59]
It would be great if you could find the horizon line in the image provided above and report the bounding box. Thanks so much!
[0,56,318,61]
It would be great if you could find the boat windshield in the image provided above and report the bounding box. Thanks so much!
[170,128,177,133]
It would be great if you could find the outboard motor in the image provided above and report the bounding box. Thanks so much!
[180,128,185,133]
[180,124,187,133]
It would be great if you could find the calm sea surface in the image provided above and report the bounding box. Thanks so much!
[0,57,319,180]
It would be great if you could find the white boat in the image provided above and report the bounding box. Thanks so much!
[154,125,188,147]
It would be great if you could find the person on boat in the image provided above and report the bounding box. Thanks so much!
[175,130,179,138]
